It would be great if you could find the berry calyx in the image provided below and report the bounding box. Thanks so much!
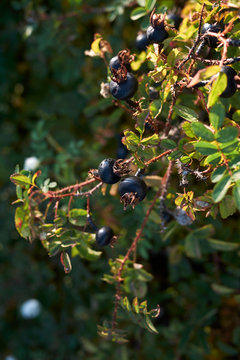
[96,226,114,246]
[98,158,121,184]
[220,66,237,98]
[201,23,223,48]
[110,72,138,100]
[118,176,147,209]
[109,49,133,71]
[136,32,149,52]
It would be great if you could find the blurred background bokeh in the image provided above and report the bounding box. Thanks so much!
[1,1,240,359]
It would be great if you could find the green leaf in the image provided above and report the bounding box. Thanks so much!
[192,224,215,239]
[145,315,158,334]
[184,234,201,259]
[229,154,240,168]
[216,126,238,143]
[219,195,237,218]
[231,170,240,182]
[204,153,222,165]
[73,241,102,261]
[208,72,227,108]
[168,150,183,160]
[211,166,226,183]
[15,206,30,239]
[219,139,239,154]
[121,296,132,312]
[48,241,62,256]
[233,109,240,123]
[10,173,33,187]
[160,139,176,149]
[198,65,221,80]
[69,208,87,226]
[207,238,239,251]
[173,104,198,122]
[194,141,219,155]
[60,252,72,274]
[191,122,214,141]
[132,297,139,314]
[212,174,231,203]
[130,7,147,20]
[211,283,235,295]
[182,122,196,138]
[233,182,240,210]
[123,130,140,151]
[149,99,162,118]
[141,133,159,146]
[209,102,225,130]
[145,0,156,12]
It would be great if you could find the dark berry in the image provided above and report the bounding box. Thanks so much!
[109,56,130,71]
[109,73,138,100]
[149,86,159,100]
[117,134,128,159]
[96,226,114,246]
[220,66,237,98]
[118,176,147,202]
[201,23,223,48]
[228,38,240,47]
[146,25,168,44]
[161,210,173,223]
[98,158,121,184]
[136,32,149,52]
[167,13,182,29]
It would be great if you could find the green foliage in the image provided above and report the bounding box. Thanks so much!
[2,0,240,359]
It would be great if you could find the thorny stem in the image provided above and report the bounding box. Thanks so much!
[48,177,97,195]
[144,150,172,167]
[192,55,240,65]
[111,161,173,333]
[177,3,205,69]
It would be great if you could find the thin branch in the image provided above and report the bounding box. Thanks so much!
[177,3,205,69]
[111,161,173,332]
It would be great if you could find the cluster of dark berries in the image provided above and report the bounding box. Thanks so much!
[93,158,148,246]
[98,158,147,205]
[109,10,182,102]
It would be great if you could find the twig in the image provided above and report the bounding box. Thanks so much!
[144,150,172,167]
[177,3,205,69]
[111,161,173,332]
[192,56,240,65]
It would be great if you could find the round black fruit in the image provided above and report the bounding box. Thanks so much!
[136,32,149,52]
[201,23,223,48]
[118,176,147,201]
[146,24,168,44]
[96,226,114,246]
[220,66,237,98]
[110,73,138,100]
[98,158,121,184]
[149,86,159,100]
[167,13,182,29]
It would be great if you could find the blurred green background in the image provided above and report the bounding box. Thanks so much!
[1,1,240,359]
